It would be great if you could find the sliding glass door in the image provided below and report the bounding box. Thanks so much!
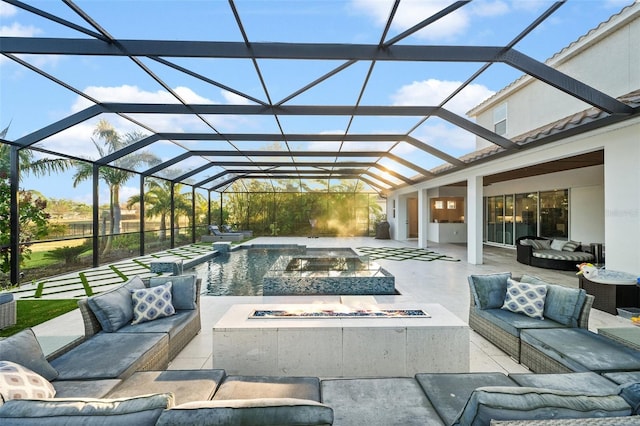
[539,190,568,238]
[514,193,538,240]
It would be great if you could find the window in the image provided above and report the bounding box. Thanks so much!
[431,197,464,223]
[493,103,507,136]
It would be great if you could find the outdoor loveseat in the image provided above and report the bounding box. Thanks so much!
[516,236,594,271]
[468,272,594,362]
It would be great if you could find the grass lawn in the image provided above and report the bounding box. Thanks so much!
[0,299,78,338]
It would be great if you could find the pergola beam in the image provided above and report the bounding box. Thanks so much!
[2,37,631,114]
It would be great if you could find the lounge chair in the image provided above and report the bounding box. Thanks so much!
[204,225,244,242]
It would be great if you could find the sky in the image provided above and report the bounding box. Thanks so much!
[0,0,635,203]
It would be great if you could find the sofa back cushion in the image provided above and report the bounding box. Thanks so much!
[0,329,58,381]
[452,386,632,426]
[149,274,197,310]
[156,398,334,426]
[468,273,511,310]
[87,276,146,332]
[521,275,586,327]
[0,393,173,425]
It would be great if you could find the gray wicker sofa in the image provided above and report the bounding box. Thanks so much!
[468,273,594,362]
[45,274,202,382]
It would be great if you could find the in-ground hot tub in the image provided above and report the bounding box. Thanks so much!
[262,254,395,295]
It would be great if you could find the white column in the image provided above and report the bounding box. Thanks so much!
[604,127,640,274]
[467,175,483,265]
[418,189,428,248]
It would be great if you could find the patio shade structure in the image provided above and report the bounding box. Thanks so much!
[1,1,639,283]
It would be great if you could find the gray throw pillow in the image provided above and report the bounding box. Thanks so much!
[149,274,197,310]
[0,328,58,381]
[562,240,581,252]
[469,273,511,310]
[87,276,145,332]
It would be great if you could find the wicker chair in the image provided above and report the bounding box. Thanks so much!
[0,292,17,330]
[468,277,594,362]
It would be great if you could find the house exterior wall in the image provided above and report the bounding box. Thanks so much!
[472,5,640,146]
[387,4,640,274]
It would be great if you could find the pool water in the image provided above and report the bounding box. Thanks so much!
[196,245,358,296]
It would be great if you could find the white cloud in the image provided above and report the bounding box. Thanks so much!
[351,0,470,41]
[413,121,476,152]
[0,3,17,17]
[390,79,494,116]
[0,22,41,37]
[221,90,252,105]
[471,0,509,17]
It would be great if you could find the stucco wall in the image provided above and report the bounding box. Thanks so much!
[473,6,640,147]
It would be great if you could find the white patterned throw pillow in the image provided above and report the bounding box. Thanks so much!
[0,360,56,402]
[501,279,547,319]
[131,282,175,325]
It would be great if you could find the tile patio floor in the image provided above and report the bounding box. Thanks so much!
[31,236,630,375]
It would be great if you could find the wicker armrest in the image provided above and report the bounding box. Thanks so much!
[0,298,17,330]
[516,243,533,265]
[77,297,102,337]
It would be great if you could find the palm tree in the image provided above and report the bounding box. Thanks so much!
[127,178,190,241]
[1,124,72,282]
[72,120,160,254]
[1,124,70,178]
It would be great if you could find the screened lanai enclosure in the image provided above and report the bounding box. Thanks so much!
[2,0,638,286]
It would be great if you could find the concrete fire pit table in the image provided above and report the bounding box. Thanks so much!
[212,302,469,377]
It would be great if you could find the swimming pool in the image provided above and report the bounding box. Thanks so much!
[196,245,391,296]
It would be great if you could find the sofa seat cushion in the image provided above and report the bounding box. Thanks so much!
[531,249,594,262]
[116,310,196,340]
[156,398,333,426]
[452,386,632,426]
[521,328,640,373]
[0,292,14,304]
[0,393,173,425]
[52,379,122,399]
[509,372,619,395]
[472,307,564,338]
[213,375,320,402]
[321,377,441,426]
[0,329,58,381]
[51,332,168,380]
[107,370,226,406]
[415,372,518,425]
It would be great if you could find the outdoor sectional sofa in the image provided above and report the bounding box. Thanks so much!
[516,235,595,271]
[5,272,640,424]
[468,272,594,362]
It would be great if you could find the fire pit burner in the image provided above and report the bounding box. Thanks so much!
[250,309,430,318]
